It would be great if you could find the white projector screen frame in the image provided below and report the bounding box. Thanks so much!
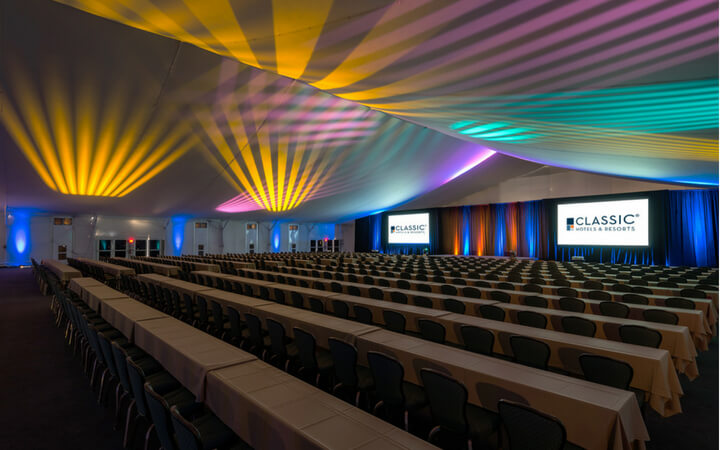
[557,198,649,247]
[387,212,430,244]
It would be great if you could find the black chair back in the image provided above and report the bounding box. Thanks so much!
[619,325,662,348]
[331,300,349,319]
[369,288,384,300]
[509,335,550,370]
[390,291,408,304]
[413,296,433,308]
[382,310,406,333]
[226,306,244,346]
[293,327,319,371]
[418,319,446,344]
[561,316,596,337]
[622,293,648,305]
[664,297,695,310]
[460,325,494,356]
[443,298,466,314]
[328,338,359,388]
[367,351,405,408]
[516,311,547,329]
[523,296,547,308]
[578,354,633,390]
[558,297,585,312]
[599,301,629,318]
[478,304,505,321]
[353,305,374,324]
[266,318,289,363]
[497,400,567,450]
[420,369,468,435]
[588,290,611,301]
[309,297,325,313]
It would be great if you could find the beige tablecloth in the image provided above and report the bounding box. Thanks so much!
[133,317,256,400]
[206,360,438,450]
[100,298,168,340]
[43,259,82,282]
[83,285,130,312]
[69,277,104,296]
[356,330,648,450]
[433,313,683,417]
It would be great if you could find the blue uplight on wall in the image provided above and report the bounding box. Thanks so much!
[462,206,471,256]
[272,224,282,252]
[170,216,188,256]
[7,209,32,266]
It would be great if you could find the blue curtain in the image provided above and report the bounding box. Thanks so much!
[666,189,718,267]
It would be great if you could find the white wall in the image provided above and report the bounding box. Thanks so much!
[10,212,343,264]
[447,169,693,207]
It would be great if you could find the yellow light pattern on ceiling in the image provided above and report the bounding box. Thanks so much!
[195,108,345,213]
[1,62,195,197]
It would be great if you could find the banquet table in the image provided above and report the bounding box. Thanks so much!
[110,258,179,277]
[495,302,699,379]
[430,313,683,417]
[69,277,104,296]
[355,330,649,450]
[42,259,82,282]
[100,297,169,341]
[83,285,131,312]
[138,273,215,300]
[134,317,257,400]
[75,257,135,277]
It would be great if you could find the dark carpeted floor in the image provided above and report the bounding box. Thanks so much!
[0,267,716,449]
[0,268,123,450]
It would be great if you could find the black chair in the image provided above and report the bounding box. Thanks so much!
[413,296,433,308]
[497,399,581,450]
[382,310,406,334]
[619,325,662,348]
[328,338,374,407]
[443,298,466,314]
[331,300,350,319]
[611,283,633,293]
[599,301,630,318]
[522,284,543,293]
[353,305,374,324]
[309,297,325,313]
[144,378,196,450]
[641,309,679,325]
[497,282,515,291]
[441,285,458,296]
[265,318,299,371]
[293,327,334,387]
[170,404,244,450]
[680,288,707,299]
[664,297,696,310]
[366,351,427,430]
[621,293,648,305]
[509,335,550,370]
[330,282,343,293]
[583,280,604,290]
[369,288,385,300]
[516,311,547,329]
[561,316,596,337]
[420,369,499,450]
[478,304,505,322]
[460,325,494,356]
[290,291,305,309]
[462,287,483,298]
[489,291,510,303]
[244,313,270,358]
[588,290,611,301]
[397,280,412,290]
[558,297,585,313]
[209,300,231,340]
[579,353,645,414]
[225,304,249,348]
[632,286,653,295]
[347,285,362,297]
[523,295,547,308]
[391,291,409,304]
[418,319,446,344]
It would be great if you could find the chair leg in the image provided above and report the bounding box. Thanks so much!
[122,400,136,448]
[144,423,155,450]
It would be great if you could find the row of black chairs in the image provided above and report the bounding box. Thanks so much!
[121,276,593,449]
[35,262,249,450]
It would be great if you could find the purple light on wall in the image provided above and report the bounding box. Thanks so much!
[445,149,496,183]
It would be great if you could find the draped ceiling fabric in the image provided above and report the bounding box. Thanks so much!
[365,189,718,267]
[55,0,719,186]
